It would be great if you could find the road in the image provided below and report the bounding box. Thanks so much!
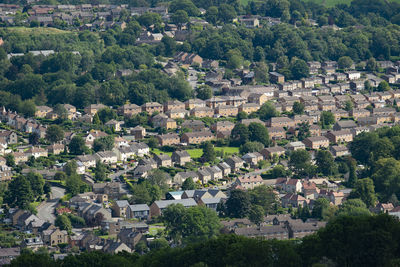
[108,164,137,182]
[37,186,65,224]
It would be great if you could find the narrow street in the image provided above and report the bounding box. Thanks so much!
[37,186,65,224]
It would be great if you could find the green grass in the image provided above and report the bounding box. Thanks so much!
[215,147,239,154]
[151,148,172,156]
[186,149,203,158]
[6,27,74,35]
[153,147,239,159]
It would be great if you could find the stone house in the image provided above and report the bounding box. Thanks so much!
[117,104,141,117]
[261,146,285,160]
[302,136,329,149]
[234,175,264,190]
[84,104,107,115]
[157,133,180,146]
[154,153,172,167]
[225,156,245,172]
[215,106,238,117]
[42,228,68,246]
[127,204,150,220]
[210,121,235,133]
[190,107,214,118]
[163,100,185,112]
[180,131,215,144]
[325,130,353,143]
[141,102,163,114]
[171,150,191,165]
[112,200,129,218]
[185,99,206,109]
[150,199,197,217]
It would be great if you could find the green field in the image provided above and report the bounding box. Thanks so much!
[152,147,239,159]
[6,27,74,35]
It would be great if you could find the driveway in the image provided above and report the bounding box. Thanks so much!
[37,186,65,224]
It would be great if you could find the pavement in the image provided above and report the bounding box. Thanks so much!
[109,164,137,182]
[37,186,66,224]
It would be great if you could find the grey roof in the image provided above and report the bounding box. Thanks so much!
[154,198,197,209]
[201,197,222,205]
[116,200,129,208]
[128,204,149,212]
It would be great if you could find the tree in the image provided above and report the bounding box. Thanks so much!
[293,101,304,115]
[201,142,215,163]
[93,113,101,125]
[248,185,278,215]
[240,141,264,154]
[289,149,315,177]
[162,204,221,244]
[290,59,309,80]
[65,174,82,196]
[248,123,269,146]
[97,108,117,124]
[320,111,335,129]
[218,4,236,23]
[226,49,243,69]
[147,136,159,148]
[94,161,108,182]
[230,123,250,146]
[205,6,218,24]
[93,135,114,152]
[5,175,34,209]
[182,177,196,190]
[311,198,331,220]
[68,136,87,155]
[196,85,213,100]
[55,214,72,232]
[25,172,45,199]
[45,125,64,143]
[129,182,160,205]
[149,238,169,251]
[347,156,358,188]
[315,150,336,176]
[378,81,390,91]
[249,205,264,226]
[65,160,77,176]
[338,56,353,69]
[225,190,251,218]
[349,178,377,208]
[171,10,189,30]
[370,158,400,201]
[28,132,40,145]
[5,154,15,167]
[147,169,170,193]
[366,58,377,71]
[297,122,310,141]
[344,100,354,112]
[336,199,371,217]
[258,102,278,120]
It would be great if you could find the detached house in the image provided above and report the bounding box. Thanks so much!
[325,130,353,143]
[154,153,172,167]
[261,146,286,160]
[26,147,48,158]
[225,156,245,172]
[35,106,53,118]
[171,150,191,165]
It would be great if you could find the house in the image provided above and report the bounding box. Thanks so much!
[211,121,235,133]
[333,120,357,131]
[141,102,163,114]
[84,104,107,115]
[154,153,172,167]
[242,152,263,167]
[0,131,18,144]
[234,225,288,240]
[181,131,215,144]
[131,142,150,157]
[112,200,130,218]
[325,130,353,144]
[21,237,44,251]
[171,150,191,165]
[225,156,245,172]
[164,100,185,112]
[205,166,223,180]
[0,247,20,265]
[12,152,28,164]
[103,241,132,254]
[270,72,285,83]
[153,116,177,129]
[117,104,141,117]
[281,193,307,208]
[26,147,48,158]
[238,103,260,114]
[350,108,370,120]
[302,181,318,199]
[248,93,269,105]
[117,229,143,250]
[185,99,206,109]
[268,127,286,140]
[181,120,205,132]
[197,169,212,184]
[302,136,329,149]
[190,107,214,118]
[150,199,197,217]
[234,175,264,189]
[126,204,150,220]
[285,141,306,151]
[130,126,146,140]
[165,109,189,119]
[94,151,118,164]
[266,117,295,128]
[174,171,200,184]
[76,155,97,168]
[42,228,68,246]
[217,162,231,176]
[215,105,238,117]
[345,71,361,80]
[330,145,350,157]
[47,143,64,155]
[105,120,124,132]
[157,133,180,146]
[261,146,286,160]
[35,106,53,118]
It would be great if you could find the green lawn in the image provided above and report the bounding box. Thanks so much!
[186,149,203,158]
[6,27,74,35]
[152,147,239,159]
[215,147,239,154]
[151,148,172,156]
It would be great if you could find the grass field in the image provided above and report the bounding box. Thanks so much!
[6,27,73,35]
[152,147,239,159]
